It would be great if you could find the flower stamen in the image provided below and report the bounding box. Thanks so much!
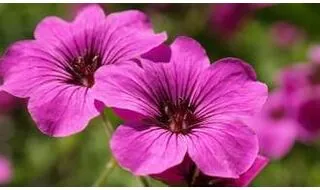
[158,98,198,134]
[67,54,101,88]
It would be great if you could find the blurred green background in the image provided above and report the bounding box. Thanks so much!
[1,3,320,187]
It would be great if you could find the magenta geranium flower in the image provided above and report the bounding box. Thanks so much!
[249,91,298,159]
[0,5,166,137]
[278,62,320,141]
[93,36,268,177]
[151,155,268,186]
[0,156,12,184]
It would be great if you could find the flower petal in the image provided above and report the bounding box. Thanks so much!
[0,41,71,98]
[110,123,187,175]
[151,155,268,187]
[34,4,105,48]
[222,155,268,187]
[170,36,210,68]
[100,28,167,66]
[186,121,259,178]
[248,90,298,159]
[34,16,71,43]
[141,44,171,63]
[28,85,100,137]
[194,58,268,123]
[112,108,146,122]
[150,155,194,186]
[106,10,153,31]
[93,64,158,118]
[277,63,310,94]
[73,4,106,27]
[296,96,320,141]
[254,119,297,159]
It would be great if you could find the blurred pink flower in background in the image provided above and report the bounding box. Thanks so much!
[152,155,268,186]
[278,62,320,142]
[0,156,12,185]
[270,21,304,48]
[308,45,320,64]
[210,3,271,39]
[250,91,298,159]
[252,52,320,158]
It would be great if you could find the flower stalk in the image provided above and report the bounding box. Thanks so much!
[92,113,116,187]
[100,112,114,139]
[139,176,150,187]
[93,157,117,187]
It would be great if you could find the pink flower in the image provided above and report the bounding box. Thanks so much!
[308,45,320,64]
[210,3,271,39]
[151,155,268,186]
[0,156,12,185]
[0,5,166,137]
[270,21,304,48]
[278,63,320,142]
[93,37,268,177]
[249,91,298,159]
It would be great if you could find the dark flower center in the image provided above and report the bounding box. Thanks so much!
[66,54,102,88]
[157,98,198,134]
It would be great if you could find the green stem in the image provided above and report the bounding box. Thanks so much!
[139,176,150,187]
[92,113,116,187]
[93,157,117,187]
[100,112,114,139]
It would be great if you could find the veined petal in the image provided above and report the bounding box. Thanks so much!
[100,28,167,65]
[34,16,71,43]
[170,36,210,68]
[110,123,187,175]
[193,58,268,123]
[28,84,100,137]
[1,41,71,98]
[93,64,159,118]
[73,4,106,27]
[186,121,259,178]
